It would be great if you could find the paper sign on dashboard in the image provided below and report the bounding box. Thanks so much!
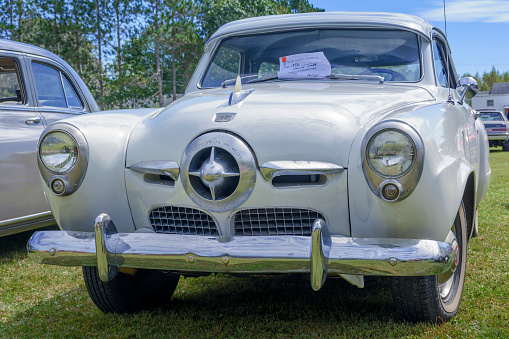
[278,52,331,79]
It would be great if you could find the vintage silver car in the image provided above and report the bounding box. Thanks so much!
[0,39,98,236]
[28,12,490,323]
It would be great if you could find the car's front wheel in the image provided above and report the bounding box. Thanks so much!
[391,202,467,323]
[83,266,180,314]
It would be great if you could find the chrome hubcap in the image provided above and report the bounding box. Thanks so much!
[438,228,459,299]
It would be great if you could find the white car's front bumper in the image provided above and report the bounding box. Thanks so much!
[27,213,455,291]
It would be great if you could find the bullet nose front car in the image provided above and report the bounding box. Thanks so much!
[28,11,490,323]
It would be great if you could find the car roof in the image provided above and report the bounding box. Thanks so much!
[0,38,68,63]
[209,11,434,42]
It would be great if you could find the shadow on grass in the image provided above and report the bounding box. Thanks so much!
[0,225,58,261]
[2,273,428,337]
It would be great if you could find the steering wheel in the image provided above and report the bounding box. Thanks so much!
[369,68,408,82]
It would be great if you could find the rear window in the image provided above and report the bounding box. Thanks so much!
[0,57,24,105]
[479,112,504,121]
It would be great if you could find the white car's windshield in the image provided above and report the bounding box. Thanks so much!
[201,29,421,88]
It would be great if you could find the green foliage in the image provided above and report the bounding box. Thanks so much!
[0,0,322,109]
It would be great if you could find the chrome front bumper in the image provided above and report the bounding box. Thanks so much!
[28,214,454,291]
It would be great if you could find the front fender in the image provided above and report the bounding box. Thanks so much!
[42,109,157,233]
[348,103,474,241]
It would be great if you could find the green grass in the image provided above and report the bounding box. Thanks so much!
[1,151,509,338]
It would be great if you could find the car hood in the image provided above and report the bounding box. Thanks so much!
[126,82,434,167]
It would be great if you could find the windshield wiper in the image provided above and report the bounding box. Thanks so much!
[241,73,385,85]
[246,75,279,84]
[326,73,384,84]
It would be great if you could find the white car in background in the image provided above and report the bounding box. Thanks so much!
[0,40,98,236]
[28,12,490,323]
[476,110,509,150]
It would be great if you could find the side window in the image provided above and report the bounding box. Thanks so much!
[433,40,449,88]
[0,57,25,105]
[32,62,83,109]
[432,40,455,88]
[62,76,83,109]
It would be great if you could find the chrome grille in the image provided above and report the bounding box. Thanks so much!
[149,206,218,235]
[233,208,325,236]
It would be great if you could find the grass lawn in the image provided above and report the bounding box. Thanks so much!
[1,150,508,338]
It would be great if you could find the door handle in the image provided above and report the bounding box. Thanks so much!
[25,118,41,125]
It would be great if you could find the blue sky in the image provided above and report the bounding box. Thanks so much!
[310,0,509,76]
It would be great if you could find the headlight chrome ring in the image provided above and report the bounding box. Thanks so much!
[362,121,424,203]
[38,123,88,196]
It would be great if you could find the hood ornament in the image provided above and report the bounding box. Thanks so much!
[229,75,255,106]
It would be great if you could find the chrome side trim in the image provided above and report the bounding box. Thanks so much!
[0,211,55,237]
[28,215,454,278]
[129,160,180,181]
[0,211,53,228]
[260,161,344,181]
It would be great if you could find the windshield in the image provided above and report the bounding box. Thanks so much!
[201,29,421,88]
[479,112,504,121]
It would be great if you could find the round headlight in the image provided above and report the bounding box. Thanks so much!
[366,129,416,178]
[39,131,79,173]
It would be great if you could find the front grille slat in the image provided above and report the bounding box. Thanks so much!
[149,206,218,235]
[233,208,325,236]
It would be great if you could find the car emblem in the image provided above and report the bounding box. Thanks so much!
[189,147,240,201]
[181,132,256,212]
[214,113,236,123]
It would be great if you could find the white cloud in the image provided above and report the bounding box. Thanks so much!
[419,0,509,22]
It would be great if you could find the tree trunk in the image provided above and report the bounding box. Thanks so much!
[73,4,82,74]
[116,3,123,109]
[154,0,163,107]
[171,11,177,101]
[96,0,104,109]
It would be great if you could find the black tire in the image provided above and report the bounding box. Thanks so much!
[83,266,180,314]
[391,202,467,323]
[502,140,509,151]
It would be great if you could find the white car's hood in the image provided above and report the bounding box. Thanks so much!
[126,82,434,167]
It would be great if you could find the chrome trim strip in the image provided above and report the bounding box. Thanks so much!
[28,215,454,278]
[129,160,180,181]
[0,211,53,228]
[260,161,344,181]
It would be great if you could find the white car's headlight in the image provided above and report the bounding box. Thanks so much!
[362,121,424,202]
[38,124,88,196]
[39,131,79,173]
[366,130,416,178]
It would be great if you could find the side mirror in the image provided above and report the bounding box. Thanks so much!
[457,77,478,104]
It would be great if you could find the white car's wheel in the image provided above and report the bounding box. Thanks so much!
[83,267,180,314]
[391,202,467,323]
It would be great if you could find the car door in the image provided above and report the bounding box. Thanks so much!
[432,37,477,164]
[0,52,49,224]
[27,56,89,126]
